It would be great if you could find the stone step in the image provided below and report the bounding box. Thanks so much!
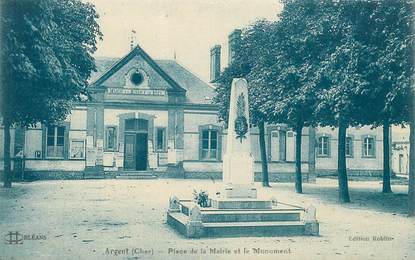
[201,210,301,223]
[179,201,303,216]
[120,171,154,176]
[167,212,306,238]
[210,198,273,209]
[167,212,188,236]
[115,175,157,179]
[203,221,306,237]
[83,175,106,179]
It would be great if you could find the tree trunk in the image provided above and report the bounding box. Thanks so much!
[258,121,270,187]
[338,123,350,203]
[295,124,303,193]
[408,120,415,217]
[3,120,12,188]
[382,121,392,193]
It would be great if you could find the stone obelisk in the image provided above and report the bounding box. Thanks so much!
[222,78,257,198]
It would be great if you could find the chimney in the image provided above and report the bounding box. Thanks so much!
[228,29,242,65]
[210,45,221,82]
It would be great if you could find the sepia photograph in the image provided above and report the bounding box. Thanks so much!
[0,0,414,259]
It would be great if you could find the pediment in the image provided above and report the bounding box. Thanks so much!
[91,45,186,95]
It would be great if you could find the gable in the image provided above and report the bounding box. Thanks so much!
[91,45,185,94]
[90,45,217,106]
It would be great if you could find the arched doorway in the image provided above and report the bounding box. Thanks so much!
[124,118,148,170]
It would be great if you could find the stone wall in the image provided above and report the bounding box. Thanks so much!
[316,169,384,177]
[20,171,84,181]
[179,171,313,183]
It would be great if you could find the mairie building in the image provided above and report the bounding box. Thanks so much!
[0,32,385,181]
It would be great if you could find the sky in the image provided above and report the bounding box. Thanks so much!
[87,0,283,81]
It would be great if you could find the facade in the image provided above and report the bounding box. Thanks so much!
[315,126,384,177]
[0,34,386,181]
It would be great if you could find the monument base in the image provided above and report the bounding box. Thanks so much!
[211,197,272,209]
[167,195,319,238]
[223,184,257,199]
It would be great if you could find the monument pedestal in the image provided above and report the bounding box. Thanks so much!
[222,151,257,198]
[222,184,257,199]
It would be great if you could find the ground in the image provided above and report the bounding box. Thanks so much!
[0,178,414,260]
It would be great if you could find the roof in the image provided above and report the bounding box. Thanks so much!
[89,46,216,105]
[89,57,119,83]
[156,60,215,104]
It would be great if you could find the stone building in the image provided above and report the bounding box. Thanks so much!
[0,30,385,181]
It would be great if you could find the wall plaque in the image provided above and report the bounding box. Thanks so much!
[107,88,166,96]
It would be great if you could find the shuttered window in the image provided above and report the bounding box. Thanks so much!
[362,136,375,157]
[345,136,353,157]
[317,136,330,157]
[105,126,117,151]
[155,127,166,151]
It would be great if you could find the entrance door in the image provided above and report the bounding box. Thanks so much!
[124,118,149,171]
[124,134,136,170]
[136,133,148,170]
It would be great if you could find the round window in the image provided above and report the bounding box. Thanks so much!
[130,71,144,85]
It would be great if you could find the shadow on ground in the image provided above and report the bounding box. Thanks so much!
[294,180,409,215]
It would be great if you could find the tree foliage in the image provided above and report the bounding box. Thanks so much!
[0,0,102,187]
[214,20,274,126]
[215,0,414,204]
[1,0,102,126]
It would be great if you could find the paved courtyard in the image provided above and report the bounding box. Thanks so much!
[0,178,414,260]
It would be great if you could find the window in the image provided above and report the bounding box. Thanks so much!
[201,129,218,160]
[70,140,85,159]
[105,126,117,151]
[130,71,144,85]
[46,126,65,158]
[345,136,353,157]
[363,137,375,157]
[317,136,330,157]
[156,128,166,151]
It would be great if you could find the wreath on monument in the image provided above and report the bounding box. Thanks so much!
[235,93,248,143]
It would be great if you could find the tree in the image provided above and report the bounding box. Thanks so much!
[0,0,102,187]
[352,0,414,194]
[258,0,324,193]
[214,20,274,187]
[311,1,375,203]
[312,0,414,202]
